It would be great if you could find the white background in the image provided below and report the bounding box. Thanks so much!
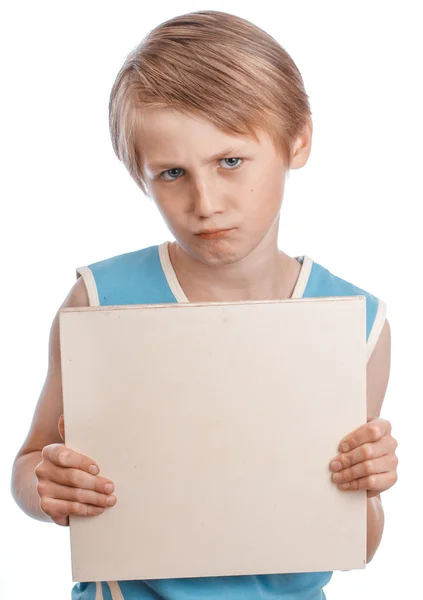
[1,1,421,598]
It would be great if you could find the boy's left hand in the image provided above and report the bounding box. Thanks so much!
[329,417,398,499]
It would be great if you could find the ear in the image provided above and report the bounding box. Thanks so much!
[289,118,313,170]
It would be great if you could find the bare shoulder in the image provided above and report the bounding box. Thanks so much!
[13,276,90,459]
[63,275,90,308]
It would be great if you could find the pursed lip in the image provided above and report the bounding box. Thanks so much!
[196,228,234,234]
[196,228,235,239]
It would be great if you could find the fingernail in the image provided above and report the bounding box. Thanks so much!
[340,443,350,453]
[341,483,350,489]
[107,495,117,506]
[331,461,342,472]
[333,473,342,483]
[105,483,114,494]
[89,465,99,475]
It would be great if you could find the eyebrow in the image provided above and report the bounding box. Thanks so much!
[145,145,248,171]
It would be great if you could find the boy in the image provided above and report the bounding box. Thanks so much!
[11,9,398,600]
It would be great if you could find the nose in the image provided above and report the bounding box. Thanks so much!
[191,178,225,218]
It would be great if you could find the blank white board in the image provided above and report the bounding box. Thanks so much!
[59,296,367,583]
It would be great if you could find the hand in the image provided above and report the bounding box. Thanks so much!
[34,414,117,526]
[329,417,398,499]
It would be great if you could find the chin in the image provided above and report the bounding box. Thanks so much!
[185,236,253,266]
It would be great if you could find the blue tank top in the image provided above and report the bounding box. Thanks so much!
[72,242,386,600]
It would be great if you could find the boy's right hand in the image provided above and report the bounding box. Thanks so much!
[34,415,117,526]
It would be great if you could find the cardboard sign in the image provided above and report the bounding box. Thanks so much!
[59,297,367,582]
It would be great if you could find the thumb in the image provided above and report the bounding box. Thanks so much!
[58,414,65,442]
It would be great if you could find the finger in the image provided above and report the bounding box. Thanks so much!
[338,418,391,452]
[332,454,397,485]
[58,415,65,442]
[37,460,115,495]
[40,496,106,520]
[337,471,398,494]
[37,480,117,508]
[43,443,100,476]
[331,436,397,471]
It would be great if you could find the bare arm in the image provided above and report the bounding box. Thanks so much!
[329,317,395,564]
[365,318,392,562]
[10,276,101,522]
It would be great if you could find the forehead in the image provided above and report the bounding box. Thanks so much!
[134,107,273,167]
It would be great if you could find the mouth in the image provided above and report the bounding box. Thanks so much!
[196,228,235,239]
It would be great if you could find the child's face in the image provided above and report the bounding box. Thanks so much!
[136,107,290,265]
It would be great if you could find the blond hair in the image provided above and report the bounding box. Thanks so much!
[109,10,312,195]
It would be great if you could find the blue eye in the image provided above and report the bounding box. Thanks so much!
[160,168,183,181]
[221,157,243,169]
[159,158,244,181]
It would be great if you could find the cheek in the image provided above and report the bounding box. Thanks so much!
[248,179,284,222]
[154,199,190,239]
[152,197,177,227]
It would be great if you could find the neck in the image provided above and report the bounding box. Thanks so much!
[168,229,301,303]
